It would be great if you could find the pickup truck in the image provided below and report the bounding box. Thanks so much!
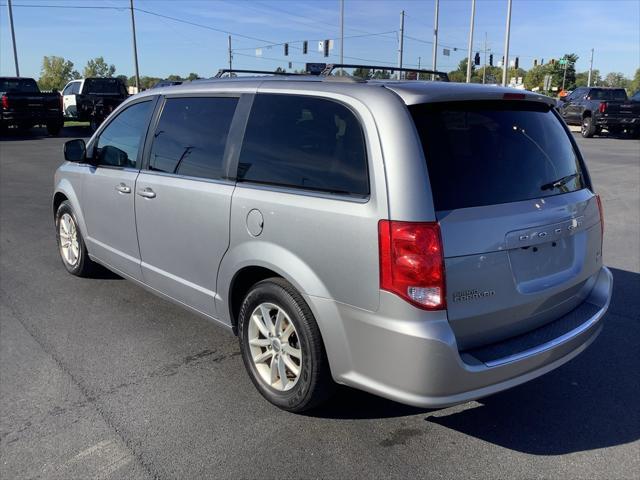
[62,77,128,130]
[557,87,640,138]
[0,77,63,135]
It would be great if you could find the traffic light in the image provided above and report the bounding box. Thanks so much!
[323,39,330,57]
[284,43,289,56]
[514,57,519,69]
[303,41,308,55]
[533,58,538,67]
[474,52,480,66]
[551,58,556,65]
[489,54,493,66]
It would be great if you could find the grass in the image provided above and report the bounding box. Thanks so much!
[64,121,90,127]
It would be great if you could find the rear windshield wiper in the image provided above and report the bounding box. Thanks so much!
[540,173,579,191]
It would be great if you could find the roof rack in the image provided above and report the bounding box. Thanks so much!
[214,69,305,78]
[320,64,449,81]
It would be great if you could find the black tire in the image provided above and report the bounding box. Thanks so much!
[47,121,62,136]
[581,116,596,138]
[238,277,335,412]
[55,201,97,277]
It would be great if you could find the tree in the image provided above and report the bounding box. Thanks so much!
[372,70,391,79]
[186,72,199,81]
[167,74,183,81]
[38,56,79,91]
[116,74,129,86]
[352,67,372,79]
[575,69,601,87]
[629,68,640,94]
[603,72,629,89]
[83,56,116,78]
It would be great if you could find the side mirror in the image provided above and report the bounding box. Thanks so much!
[64,139,86,162]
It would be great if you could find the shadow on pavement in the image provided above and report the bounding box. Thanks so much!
[314,268,639,455]
[0,126,91,142]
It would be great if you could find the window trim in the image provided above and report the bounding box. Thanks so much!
[140,93,246,183]
[234,92,371,199]
[87,95,159,171]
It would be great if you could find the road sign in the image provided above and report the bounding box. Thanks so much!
[543,74,552,90]
[559,59,567,65]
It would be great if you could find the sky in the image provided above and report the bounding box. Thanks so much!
[1,0,639,80]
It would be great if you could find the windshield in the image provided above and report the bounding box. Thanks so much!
[410,101,585,211]
[83,78,126,95]
[0,78,39,93]
[589,89,628,101]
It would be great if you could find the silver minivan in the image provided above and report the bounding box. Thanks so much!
[54,72,612,412]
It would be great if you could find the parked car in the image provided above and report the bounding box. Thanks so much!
[0,77,63,135]
[54,75,612,412]
[557,86,640,137]
[62,77,128,130]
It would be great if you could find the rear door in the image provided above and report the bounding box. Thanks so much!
[62,81,81,117]
[410,100,602,349]
[134,94,242,317]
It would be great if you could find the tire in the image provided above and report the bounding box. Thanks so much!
[47,121,62,136]
[581,116,596,138]
[55,201,97,277]
[238,277,335,412]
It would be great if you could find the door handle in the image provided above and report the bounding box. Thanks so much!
[115,183,131,194]
[137,187,156,199]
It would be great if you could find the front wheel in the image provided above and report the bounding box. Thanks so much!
[47,121,62,136]
[238,278,334,412]
[55,201,97,276]
[581,116,596,138]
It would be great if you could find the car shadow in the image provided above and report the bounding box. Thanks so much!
[0,126,91,141]
[311,268,639,455]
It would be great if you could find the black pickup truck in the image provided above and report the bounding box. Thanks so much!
[0,77,63,135]
[557,87,640,138]
[62,77,128,130]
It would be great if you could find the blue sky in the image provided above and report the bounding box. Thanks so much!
[1,0,639,80]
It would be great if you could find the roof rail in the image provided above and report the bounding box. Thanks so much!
[214,69,305,78]
[320,64,449,81]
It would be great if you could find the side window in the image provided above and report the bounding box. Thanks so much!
[148,96,238,180]
[95,101,153,168]
[238,94,369,196]
[71,82,81,95]
[62,83,74,95]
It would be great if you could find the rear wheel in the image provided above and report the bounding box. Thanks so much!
[581,116,596,138]
[47,121,62,136]
[238,278,334,412]
[55,201,97,276]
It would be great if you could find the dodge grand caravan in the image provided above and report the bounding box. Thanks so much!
[53,72,612,412]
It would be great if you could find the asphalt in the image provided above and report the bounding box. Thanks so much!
[1,127,639,479]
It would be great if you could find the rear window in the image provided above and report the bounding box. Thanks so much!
[238,94,369,197]
[410,101,585,211]
[589,89,627,101]
[0,78,39,93]
[83,78,126,95]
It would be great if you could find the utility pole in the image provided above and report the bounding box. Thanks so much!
[228,35,233,72]
[482,32,487,84]
[561,57,568,91]
[501,0,512,86]
[588,48,594,86]
[7,0,20,77]
[340,0,344,65]
[418,56,421,69]
[431,0,439,80]
[129,0,140,92]
[398,10,405,79]
[466,0,476,83]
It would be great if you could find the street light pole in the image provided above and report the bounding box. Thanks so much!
[466,0,476,83]
[228,35,233,72]
[483,32,487,84]
[397,10,405,79]
[340,0,344,65]
[501,0,512,86]
[561,57,568,91]
[129,0,140,92]
[431,0,439,79]
[588,48,594,87]
[7,0,20,77]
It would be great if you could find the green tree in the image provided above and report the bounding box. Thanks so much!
[116,74,129,86]
[603,72,630,89]
[352,67,372,79]
[575,69,602,87]
[186,72,199,81]
[372,70,391,79]
[167,74,183,81]
[38,56,79,91]
[629,68,640,94]
[83,56,116,78]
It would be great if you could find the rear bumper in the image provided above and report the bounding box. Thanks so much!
[1,110,62,125]
[308,266,612,408]
[595,115,639,127]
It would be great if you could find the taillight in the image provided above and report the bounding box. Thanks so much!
[595,194,604,245]
[599,102,607,113]
[1,95,9,109]
[379,220,446,310]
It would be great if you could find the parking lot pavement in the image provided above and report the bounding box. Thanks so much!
[1,128,639,479]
